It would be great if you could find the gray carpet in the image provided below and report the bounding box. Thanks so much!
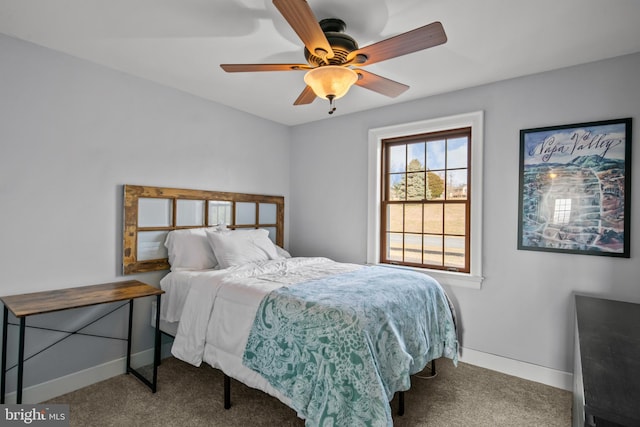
[46,357,571,426]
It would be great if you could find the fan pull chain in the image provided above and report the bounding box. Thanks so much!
[327,95,336,115]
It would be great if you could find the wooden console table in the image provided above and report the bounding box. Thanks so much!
[0,280,164,403]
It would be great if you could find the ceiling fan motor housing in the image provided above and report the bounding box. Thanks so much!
[304,18,359,66]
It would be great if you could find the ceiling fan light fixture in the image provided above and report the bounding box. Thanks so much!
[303,66,358,101]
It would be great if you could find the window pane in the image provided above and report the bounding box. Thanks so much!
[236,202,256,225]
[426,171,446,200]
[407,142,425,171]
[138,198,172,227]
[426,139,446,170]
[137,231,169,260]
[423,203,443,234]
[423,235,443,266]
[444,204,466,235]
[444,236,465,269]
[446,169,468,200]
[389,173,405,201]
[386,232,403,261]
[406,172,425,200]
[259,203,277,224]
[208,201,232,226]
[387,204,403,232]
[404,204,422,233]
[389,145,406,173]
[404,234,422,263]
[176,199,204,226]
[447,136,468,169]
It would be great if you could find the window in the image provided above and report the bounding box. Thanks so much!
[552,198,572,224]
[381,128,471,272]
[367,112,483,289]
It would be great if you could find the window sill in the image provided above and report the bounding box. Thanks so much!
[372,263,483,290]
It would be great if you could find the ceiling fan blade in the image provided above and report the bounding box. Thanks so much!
[272,0,334,60]
[220,64,311,72]
[293,86,316,105]
[348,21,447,66]
[354,69,409,98]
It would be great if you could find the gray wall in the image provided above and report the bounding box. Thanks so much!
[0,33,290,392]
[2,28,639,394]
[289,52,640,374]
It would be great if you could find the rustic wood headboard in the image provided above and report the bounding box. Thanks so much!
[122,185,285,275]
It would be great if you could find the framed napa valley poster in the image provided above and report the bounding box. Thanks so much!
[518,118,632,257]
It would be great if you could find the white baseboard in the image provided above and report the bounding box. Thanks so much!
[459,346,573,391]
[3,346,167,404]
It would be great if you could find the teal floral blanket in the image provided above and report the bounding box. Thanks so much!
[243,266,458,427]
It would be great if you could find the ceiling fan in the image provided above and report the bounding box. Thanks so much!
[220,0,447,114]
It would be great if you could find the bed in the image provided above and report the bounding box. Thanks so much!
[122,185,459,427]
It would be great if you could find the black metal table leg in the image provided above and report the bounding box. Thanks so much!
[126,297,160,392]
[17,317,25,404]
[126,299,133,373]
[152,294,161,392]
[1,306,8,404]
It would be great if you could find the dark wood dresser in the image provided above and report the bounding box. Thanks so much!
[573,295,640,427]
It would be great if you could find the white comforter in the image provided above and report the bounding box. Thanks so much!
[163,257,361,404]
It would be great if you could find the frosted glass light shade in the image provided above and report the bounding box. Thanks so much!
[304,66,358,100]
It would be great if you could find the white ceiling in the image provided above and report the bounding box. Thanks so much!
[2,0,640,126]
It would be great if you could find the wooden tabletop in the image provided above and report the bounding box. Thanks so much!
[0,280,164,317]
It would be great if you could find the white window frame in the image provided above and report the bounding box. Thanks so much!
[367,111,484,289]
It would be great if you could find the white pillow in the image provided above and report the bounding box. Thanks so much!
[276,245,291,258]
[164,227,218,271]
[205,228,280,269]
